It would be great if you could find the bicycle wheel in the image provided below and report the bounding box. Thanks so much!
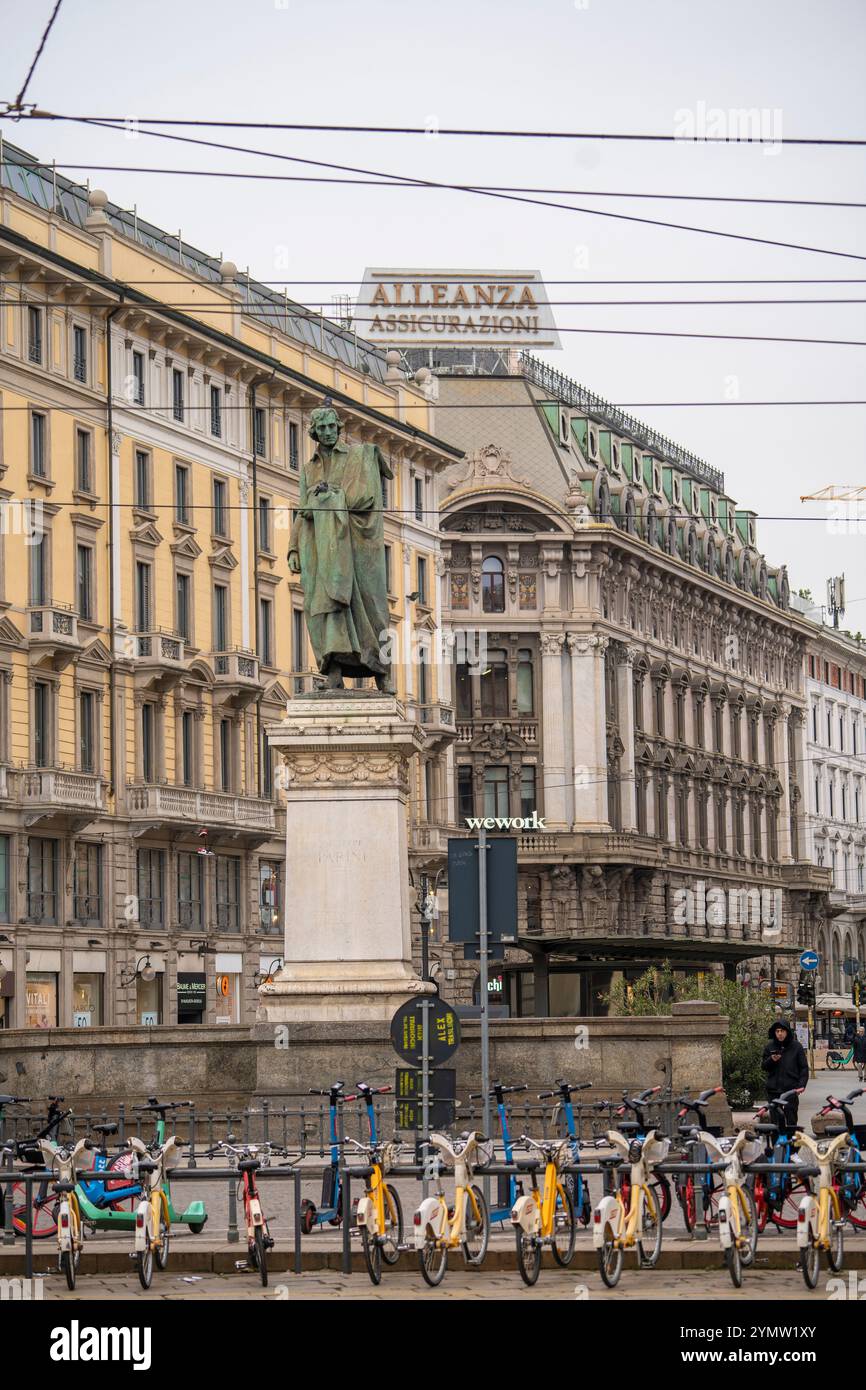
[381,1183,403,1266]
[551,1184,576,1267]
[61,1247,77,1291]
[637,1186,663,1268]
[770,1177,811,1230]
[828,1194,844,1272]
[11,1185,58,1238]
[360,1223,381,1285]
[597,1220,623,1288]
[106,1152,139,1212]
[736,1185,758,1269]
[751,1175,769,1233]
[678,1175,696,1233]
[800,1241,820,1289]
[724,1241,742,1288]
[254,1225,268,1286]
[462,1184,489,1266]
[137,1243,153,1290]
[155,1219,170,1271]
[418,1239,447,1286]
[515,1228,541,1286]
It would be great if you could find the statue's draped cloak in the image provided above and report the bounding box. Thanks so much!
[289,441,393,678]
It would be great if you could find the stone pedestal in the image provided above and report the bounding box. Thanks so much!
[258,693,434,1022]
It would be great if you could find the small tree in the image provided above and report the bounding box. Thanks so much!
[606,964,776,1105]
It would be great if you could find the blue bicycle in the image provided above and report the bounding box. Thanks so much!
[814,1086,866,1228]
[540,1080,593,1226]
[469,1081,527,1226]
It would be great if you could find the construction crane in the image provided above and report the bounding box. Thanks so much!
[800,485,866,502]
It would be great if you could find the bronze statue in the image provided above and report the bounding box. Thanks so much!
[288,402,394,691]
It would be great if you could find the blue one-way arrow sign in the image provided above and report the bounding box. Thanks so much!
[800,950,820,972]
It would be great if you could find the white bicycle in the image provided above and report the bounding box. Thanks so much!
[413,1131,491,1286]
[692,1127,762,1287]
[36,1136,92,1289]
[592,1126,670,1287]
[794,1128,849,1289]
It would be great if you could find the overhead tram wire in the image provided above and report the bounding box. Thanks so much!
[10,1,65,113]
[3,159,866,209]
[20,115,866,265]
[12,113,866,145]
[0,399,864,414]
[10,293,866,309]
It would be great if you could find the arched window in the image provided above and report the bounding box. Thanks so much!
[517,648,534,714]
[480,648,509,716]
[482,555,505,613]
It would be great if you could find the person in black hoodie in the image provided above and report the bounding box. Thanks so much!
[761,1019,809,1128]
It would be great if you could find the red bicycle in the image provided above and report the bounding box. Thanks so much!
[206,1141,289,1286]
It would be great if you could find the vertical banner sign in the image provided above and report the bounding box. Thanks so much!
[447,837,518,959]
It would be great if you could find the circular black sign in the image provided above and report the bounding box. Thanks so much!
[390,996,461,1066]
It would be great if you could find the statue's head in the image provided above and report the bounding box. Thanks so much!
[309,402,342,450]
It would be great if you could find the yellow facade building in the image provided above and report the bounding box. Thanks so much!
[0,142,459,1030]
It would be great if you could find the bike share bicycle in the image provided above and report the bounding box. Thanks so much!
[510,1133,576,1285]
[609,1087,673,1224]
[812,1087,866,1228]
[542,1079,593,1226]
[751,1086,809,1229]
[414,1131,491,1287]
[671,1086,726,1231]
[468,1081,527,1227]
[593,1112,671,1286]
[5,1096,74,1237]
[206,1140,290,1286]
[344,1082,404,1285]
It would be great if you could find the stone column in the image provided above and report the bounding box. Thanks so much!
[568,633,609,830]
[616,647,638,832]
[540,632,568,829]
[776,702,794,861]
[259,693,434,1022]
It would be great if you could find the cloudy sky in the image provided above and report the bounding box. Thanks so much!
[3,0,865,624]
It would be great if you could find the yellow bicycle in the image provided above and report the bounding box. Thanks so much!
[414,1131,490,1287]
[795,1128,849,1288]
[593,1127,670,1287]
[510,1134,575,1285]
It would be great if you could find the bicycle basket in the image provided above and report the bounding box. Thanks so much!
[380,1142,401,1175]
[474,1137,495,1169]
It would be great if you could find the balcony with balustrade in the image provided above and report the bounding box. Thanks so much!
[133,629,188,691]
[18,767,105,829]
[127,782,276,840]
[212,648,264,707]
[27,604,81,670]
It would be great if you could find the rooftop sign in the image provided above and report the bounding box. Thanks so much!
[357,269,561,349]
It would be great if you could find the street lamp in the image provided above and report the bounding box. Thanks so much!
[119,954,156,987]
[408,866,444,985]
[253,958,283,988]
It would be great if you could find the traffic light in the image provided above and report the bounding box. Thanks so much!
[853,976,861,1009]
[797,970,816,1007]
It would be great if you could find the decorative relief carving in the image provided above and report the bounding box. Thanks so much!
[539,632,566,657]
[282,751,410,792]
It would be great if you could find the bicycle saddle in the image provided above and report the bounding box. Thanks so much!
[238,1158,262,1173]
[136,1159,159,1174]
[54,1180,76,1194]
[824,1125,849,1138]
[92,1123,118,1136]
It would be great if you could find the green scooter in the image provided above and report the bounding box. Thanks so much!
[75,1098,207,1233]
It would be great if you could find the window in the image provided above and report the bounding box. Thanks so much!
[254,406,266,457]
[416,555,427,606]
[219,717,232,791]
[384,545,392,594]
[141,702,155,781]
[175,463,190,525]
[483,766,509,818]
[213,584,229,651]
[457,765,474,822]
[77,544,93,621]
[520,766,536,819]
[293,608,306,681]
[31,411,46,476]
[456,662,472,719]
[210,385,222,437]
[261,724,274,796]
[76,428,91,492]
[215,855,241,932]
[517,649,534,715]
[212,477,227,536]
[414,475,424,521]
[135,561,152,631]
[28,306,43,364]
[417,648,428,706]
[259,861,281,935]
[135,450,151,510]
[79,690,95,772]
[132,351,145,405]
[175,571,191,642]
[180,709,195,786]
[73,325,87,383]
[482,555,505,613]
[172,368,184,422]
[0,837,9,923]
[258,496,271,552]
[289,421,300,471]
[137,849,165,927]
[177,852,203,929]
[481,649,509,717]
[28,837,58,922]
[34,681,50,767]
[694,694,705,749]
[74,843,101,924]
[259,597,273,666]
[30,534,47,606]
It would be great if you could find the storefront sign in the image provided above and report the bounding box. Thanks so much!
[73,1011,91,1027]
[177,972,207,1016]
[140,1011,158,1026]
[358,269,561,348]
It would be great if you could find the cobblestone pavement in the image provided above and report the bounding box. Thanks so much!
[36,1267,838,1300]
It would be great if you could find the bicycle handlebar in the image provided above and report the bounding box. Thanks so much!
[469,1083,528,1100]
